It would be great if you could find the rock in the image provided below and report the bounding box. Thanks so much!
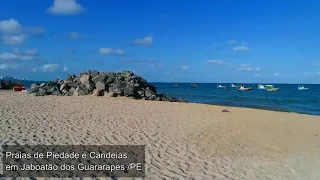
[40,83,46,87]
[92,89,104,96]
[111,82,125,96]
[73,85,90,96]
[80,74,91,84]
[108,92,118,97]
[124,83,135,97]
[148,95,157,101]
[144,87,155,97]
[178,98,188,103]
[92,74,108,84]
[121,70,134,78]
[106,76,115,84]
[89,70,99,77]
[30,84,40,93]
[222,109,229,112]
[95,81,106,91]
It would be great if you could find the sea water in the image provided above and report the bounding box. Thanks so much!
[153,83,320,116]
[21,80,320,116]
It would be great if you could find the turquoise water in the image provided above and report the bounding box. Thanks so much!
[20,80,320,116]
[152,83,320,116]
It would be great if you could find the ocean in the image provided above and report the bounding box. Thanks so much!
[20,80,320,116]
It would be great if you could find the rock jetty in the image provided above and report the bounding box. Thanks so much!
[0,78,20,90]
[28,70,187,103]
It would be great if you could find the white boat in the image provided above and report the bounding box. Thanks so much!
[217,84,226,88]
[230,84,236,88]
[265,85,280,92]
[238,86,252,91]
[257,84,265,89]
[298,85,309,90]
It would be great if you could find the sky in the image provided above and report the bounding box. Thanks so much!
[0,0,320,83]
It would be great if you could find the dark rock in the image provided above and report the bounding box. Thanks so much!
[148,95,157,101]
[108,92,118,97]
[106,76,115,84]
[178,98,188,103]
[90,71,99,77]
[222,109,230,112]
[124,83,135,97]
[30,84,40,93]
[144,87,155,97]
[73,84,90,96]
[96,81,106,91]
[111,82,125,96]
[92,89,104,96]
[92,74,108,84]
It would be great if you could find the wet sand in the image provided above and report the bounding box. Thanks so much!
[1,91,320,179]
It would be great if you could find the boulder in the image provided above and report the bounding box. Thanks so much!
[178,98,188,103]
[144,87,155,98]
[108,92,118,97]
[95,81,106,91]
[30,84,40,93]
[124,83,135,97]
[73,85,90,96]
[92,89,104,96]
[92,74,108,84]
[111,82,125,96]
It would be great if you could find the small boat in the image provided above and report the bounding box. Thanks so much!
[13,86,27,92]
[257,84,265,89]
[237,86,252,91]
[298,85,309,91]
[265,85,280,92]
[191,83,198,88]
[230,84,236,88]
[173,84,179,87]
[217,84,226,89]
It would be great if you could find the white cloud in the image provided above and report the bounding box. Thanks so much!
[23,27,45,36]
[47,0,85,15]
[238,64,253,71]
[68,32,81,39]
[0,19,21,34]
[0,52,36,61]
[0,63,20,70]
[2,34,25,45]
[228,40,238,45]
[254,66,261,72]
[180,65,189,70]
[304,72,320,76]
[134,36,153,46]
[99,48,112,55]
[274,72,279,77]
[99,48,125,55]
[24,49,38,55]
[207,60,224,65]
[41,64,59,72]
[233,46,250,52]
[63,66,68,72]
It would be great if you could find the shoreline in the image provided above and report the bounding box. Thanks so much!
[2,89,318,117]
[1,91,320,179]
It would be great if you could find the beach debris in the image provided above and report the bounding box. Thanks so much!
[27,70,186,103]
[222,109,230,112]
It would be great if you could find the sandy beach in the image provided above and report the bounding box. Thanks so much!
[1,90,320,179]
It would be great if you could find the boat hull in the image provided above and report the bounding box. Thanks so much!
[238,87,252,91]
[266,88,280,92]
[13,86,26,92]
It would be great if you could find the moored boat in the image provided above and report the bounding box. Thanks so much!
[257,84,265,89]
[230,84,236,88]
[217,84,226,89]
[13,86,27,92]
[298,85,309,91]
[237,86,252,91]
[191,83,198,88]
[265,85,280,92]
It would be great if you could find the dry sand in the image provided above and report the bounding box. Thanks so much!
[0,91,320,179]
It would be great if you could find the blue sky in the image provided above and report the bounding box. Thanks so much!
[0,0,319,83]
